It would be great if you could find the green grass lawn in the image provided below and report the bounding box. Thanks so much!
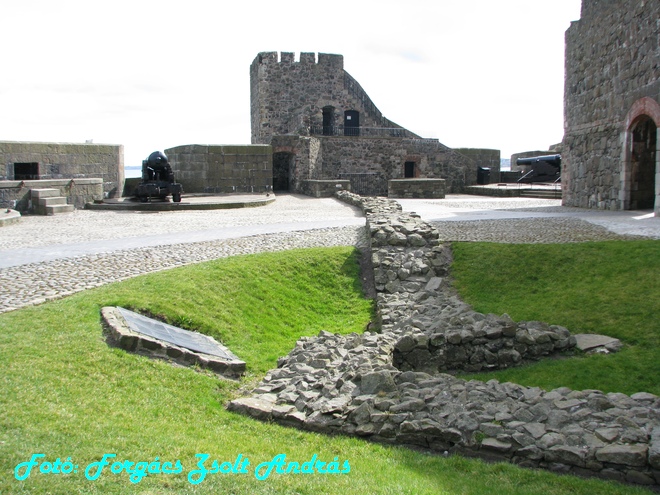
[451,240,660,396]
[0,244,655,494]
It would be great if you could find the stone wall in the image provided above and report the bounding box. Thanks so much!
[500,171,523,183]
[0,141,123,198]
[388,179,446,199]
[0,178,103,212]
[270,134,471,195]
[229,191,660,488]
[165,144,272,194]
[320,137,471,193]
[563,0,659,214]
[300,180,351,198]
[455,148,501,183]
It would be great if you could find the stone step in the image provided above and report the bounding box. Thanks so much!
[520,190,562,199]
[38,196,68,207]
[33,194,73,215]
[45,204,74,215]
[30,188,60,200]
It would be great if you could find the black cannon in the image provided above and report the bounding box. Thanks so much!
[516,154,561,183]
[135,151,183,202]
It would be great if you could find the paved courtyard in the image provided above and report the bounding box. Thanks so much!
[0,194,658,313]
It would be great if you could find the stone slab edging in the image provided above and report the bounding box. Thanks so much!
[86,195,276,211]
[228,192,659,487]
[0,208,20,227]
[101,307,245,379]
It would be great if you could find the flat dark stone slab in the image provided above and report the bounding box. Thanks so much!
[116,307,239,361]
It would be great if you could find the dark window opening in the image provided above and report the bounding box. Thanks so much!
[322,106,335,136]
[344,110,360,136]
[404,161,417,178]
[14,162,40,180]
[272,152,294,191]
[630,116,657,209]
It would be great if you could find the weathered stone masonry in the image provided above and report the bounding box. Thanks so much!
[229,191,660,488]
[563,0,659,214]
[0,141,124,203]
[165,144,272,194]
[250,52,476,195]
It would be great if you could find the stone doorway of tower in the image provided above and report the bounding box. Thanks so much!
[272,151,295,192]
[623,97,660,211]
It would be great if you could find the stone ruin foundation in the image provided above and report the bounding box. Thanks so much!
[229,191,660,488]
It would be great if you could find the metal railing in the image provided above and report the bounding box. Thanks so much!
[309,125,412,138]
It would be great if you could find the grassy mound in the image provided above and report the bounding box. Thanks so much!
[451,240,660,395]
[0,245,653,494]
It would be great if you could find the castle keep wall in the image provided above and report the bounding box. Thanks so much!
[0,141,123,199]
[563,0,659,213]
[250,52,402,145]
[319,137,473,193]
[251,52,475,193]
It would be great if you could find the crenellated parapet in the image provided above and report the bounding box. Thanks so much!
[252,51,343,68]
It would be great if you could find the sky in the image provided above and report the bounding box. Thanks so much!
[1,0,583,169]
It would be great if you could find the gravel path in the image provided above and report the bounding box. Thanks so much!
[0,195,364,250]
[432,217,646,243]
[1,194,657,314]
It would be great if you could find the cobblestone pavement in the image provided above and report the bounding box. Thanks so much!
[1,194,658,314]
[0,226,368,314]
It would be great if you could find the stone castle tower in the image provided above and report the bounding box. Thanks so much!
[250,52,406,145]
[563,0,659,214]
[250,52,477,196]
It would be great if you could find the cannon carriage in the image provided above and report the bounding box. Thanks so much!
[135,151,183,203]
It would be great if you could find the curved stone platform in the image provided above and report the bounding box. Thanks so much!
[85,193,276,211]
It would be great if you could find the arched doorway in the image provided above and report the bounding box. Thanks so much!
[630,116,657,209]
[622,97,660,211]
[273,152,294,191]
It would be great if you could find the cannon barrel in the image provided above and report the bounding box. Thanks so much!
[516,154,561,166]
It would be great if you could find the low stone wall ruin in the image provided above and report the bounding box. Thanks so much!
[300,179,351,198]
[387,178,446,199]
[228,191,660,488]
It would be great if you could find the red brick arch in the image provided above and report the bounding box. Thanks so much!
[621,97,659,212]
[625,97,660,129]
